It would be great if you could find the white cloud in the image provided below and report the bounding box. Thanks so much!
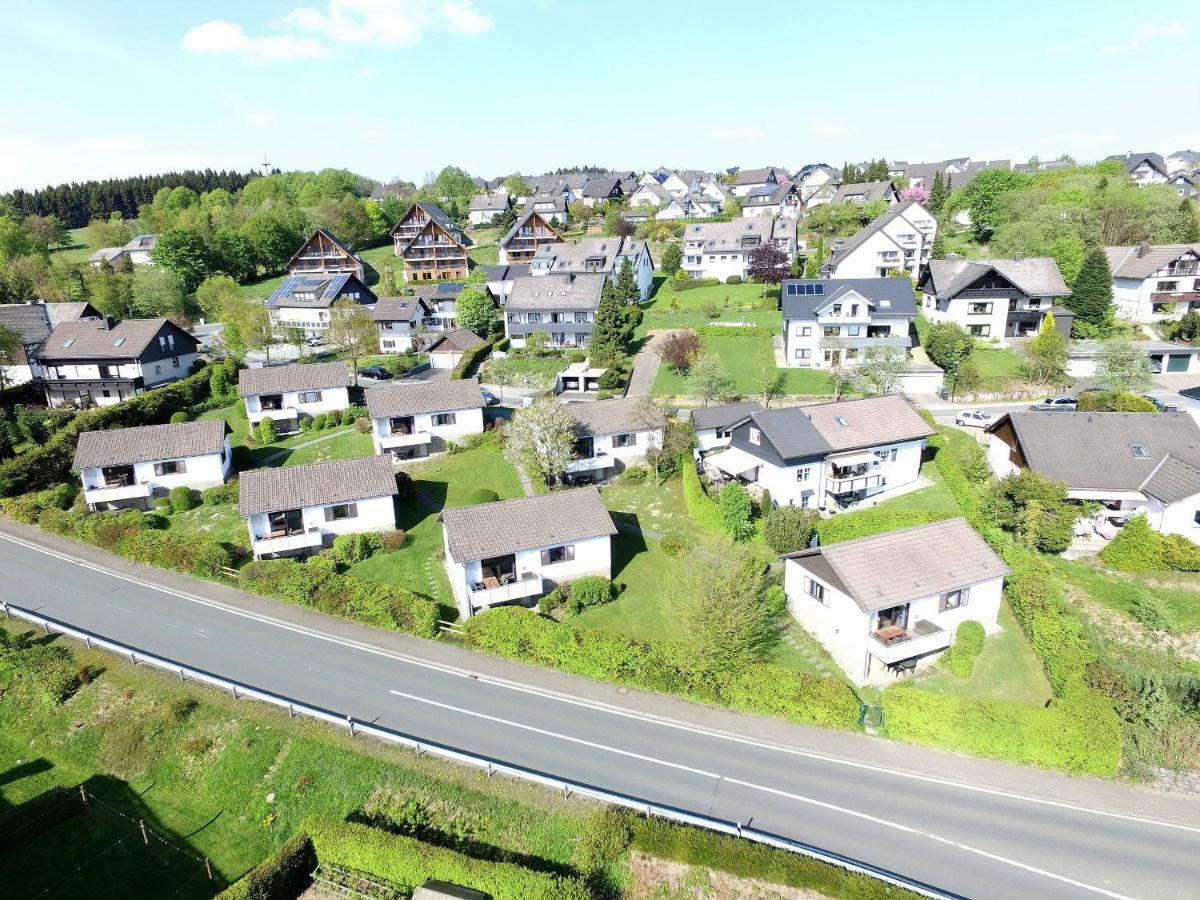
[358,65,381,78]
[440,0,493,35]
[1047,38,1087,53]
[809,122,846,136]
[231,110,280,129]
[1100,38,1140,55]
[707,127,762,141]
[181,20,331,63]
[1137,21,1189,38]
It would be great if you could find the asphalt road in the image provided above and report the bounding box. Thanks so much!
[3,532,1199,899]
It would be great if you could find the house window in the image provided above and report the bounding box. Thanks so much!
[154,365,162,376]
[847,325,861,336]
[968,325,990,337]
[832,304,842,315]
[298,390,323,404]
[874,448,897,463]
[1130,444,1150,458]
[325,503,358,521]
[806,577,826,604]
[800,326,812,336]
[823,326,839,337]
[796,467,811,481]
[383,340,395,349]
[749,427,761,445]
[939,587,969,611]
[433,412,457,426]
[153,460,185,476]
[850,304,859,316]
[172,356,181,368]
[969,302,992,315]
[541,544,575,565]
[1158,281,1180,292]
[612,433,635,448]
[527,313,542,324]
[575,311,589,323]
[794,349,811,360]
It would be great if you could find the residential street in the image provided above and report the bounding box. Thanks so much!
[2,521,1198,900]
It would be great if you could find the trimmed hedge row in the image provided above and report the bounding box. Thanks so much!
[1100,513,1200,573]
[217,832,316,900]
[681,456,722,533]
[239,559,438,638]
[0,482,77,524]
[451,337,497,380]
[464,607,860,730]
[937,621,985,678]
[304,818,590,900]
[695,325,772,338]
[816,508,951,545]
[0,365,215,497]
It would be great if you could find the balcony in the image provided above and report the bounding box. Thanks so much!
[379,430,431,450]
[469,573,545,607]
[251,530,323,556]
[826,473,884,495]
[254,407,297,421]
[870,619,951,665]
[84,482,151,504]
[1151,291,1200,304]
[566,453,612,474]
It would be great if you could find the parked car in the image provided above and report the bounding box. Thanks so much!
[954,410,996,427]
[305,335,323,347]
[360,365,393,381]
[1030,396,1077,411]
[480,388,499,406]
[1149,359,1163,374]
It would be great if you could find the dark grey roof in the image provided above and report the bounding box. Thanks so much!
[568,397,665,436]
[1179,386,1200,401]
[366,380,485,418]
[238,361,350,397]
[823,200,924,266]
[440,486,616,563]
[580,177,621,198]
[831,181,897,205]
[733,166,784,186]
[781,277,917,320]
[370,296,430,322]
[1142,456,1200,503]
[430,328,485,354]
[74,420,228,469]
[1105,152,1168,177]
[469,192,510,212]
[690,401,763,432]
[239,456,398,517]
[409,282,466,301]
[745,407,832,463]
[0,304,53,345]
[991,411,1200,497]
[923,257,1069,299]
[786,518,1010,613]
[42,302,100,326]
[507,273,605,311]
[500,208,562,247]
[36,319,197,361]
[482,264,531,283]
[266,273,375,309]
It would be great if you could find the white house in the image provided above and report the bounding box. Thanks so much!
[481,263,531,306]
[372,296,432,353]
[266,273,376,340]
[1166,150,1199,174]
[564,397,666,483]
[87,234,157,269]
[365,380,486,460]
[690,401,762,453]
[440,487,617,618]
[238,361,350,434]
[742,182,802,219]
[829,181,900,207]
[0,301,101,386]
[681,217,794,282]
[1106,152,1169,186]
[34,318,200,409]
[629,181,671,208]
[704,394,934,510]
[409,282,467,333]
[795,164,837,202]
[986,411,1200,537]
[821,200,938,279]
[530,236,655,301]
[505,273,604,349]
[784,518,1010,685]
[1105,243,1200,322]
[1066,339,1200,378]
[428,328,486,371]
[468,192,512,226]
[654,192,722,220]
[730,166,785,198]
[918,257,1071,342]
[239,456,398,559]
[780,278,916,369]
[73,420,232,511]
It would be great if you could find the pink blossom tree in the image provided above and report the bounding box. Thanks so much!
[900,185,931,203]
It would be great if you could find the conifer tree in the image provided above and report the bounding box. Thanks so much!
[614,257,639,304]
[928,171,948,214]
[589,279,626,366]
[930,229,946,260]
[1066,247,1115,333]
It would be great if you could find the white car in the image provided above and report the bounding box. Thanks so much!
[954,409,995,427]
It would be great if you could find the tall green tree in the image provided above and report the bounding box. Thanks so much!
[454,288,496,335]
[1066,246,1115,335]
[660,243,682,275]
[589,280,627,366]
[1023,312,1068,384]
[150,227,211,291]
[927,170,949,215]
[613,257,639,304]
[677,544,775,676]
[929,229,946,260]
[923,322,974,373]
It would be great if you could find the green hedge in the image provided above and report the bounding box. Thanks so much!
[218,832,316,900]
[240,559,438,638]
[695,325,772,338]
[1099,514,1200,573]
[937,621,985,678]
[720,663,860,729]
[671,276,721,291]
[816,509,951,545]
[0,365,214,497]
[681,455,722,533]
[631,818,920,900]
[451,337,497,380]
[304,818,590,900]
[0,482,77,524]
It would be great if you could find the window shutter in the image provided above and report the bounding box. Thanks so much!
[540,550,551,566]
[564,545,575,562]
[176,459,186,474]
[324,507,334,522]
[939,593,948,613]
[960,587,970,607]
[154,462,164,476]
[347,503,358,518]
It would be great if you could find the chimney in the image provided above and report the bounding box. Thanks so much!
[1137,241,1150,258]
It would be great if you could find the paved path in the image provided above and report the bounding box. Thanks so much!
[2,520,1199,899]
[626,332,668,397]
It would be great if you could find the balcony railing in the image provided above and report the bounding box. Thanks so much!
[380,430,432,449]
[826,472,884,495]
[1151,291,1200,303]
[251,530,323,556]
[468,573,545,607]
[84,482,150,504]
[566,453,612,473]
[870,619,951,664]
[253,407,297,421]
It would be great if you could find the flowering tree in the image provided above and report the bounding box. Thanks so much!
[899,185,931,204]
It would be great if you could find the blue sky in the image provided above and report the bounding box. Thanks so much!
[2,1,1197,192]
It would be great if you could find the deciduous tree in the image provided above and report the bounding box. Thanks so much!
[659,329,702,373]
[923,322,974,373]
[454,288,496,336]
[854,345,907,395]
[327,299,377,384]
[687,354,735,406]
[746,243,789,293]
[150,227,211,291]
[660,243,682,275]
[1095,339,1154,393]
[677,544,775,676]
[503,396,578,487]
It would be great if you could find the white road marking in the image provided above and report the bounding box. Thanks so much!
[390,689,1132,900]
[4,530,1199,839]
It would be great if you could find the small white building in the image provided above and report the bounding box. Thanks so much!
[780,278,916,369]
[1104,243,1200,322]
[681,217,794,282]
[690,401,763,453]
[87,234,157,269]
[918,257,1071,342]
[741,182,802,219]
[428,328,486,370]
[784,518,1010,685]
[564,397,666,482]
[821,200,938,279]
[1106,152,1169,186]
[239,456,398,559]
[73,419,232,511]
[554,359,607,395]
[238,361,350,434]
[986,411,1200,537]
[468,191,512,226]
[730,166,785,198]
[529,236,655,301]
[372,296,432,354]
[366,381,486,461]
[704,394,934,510]
[440,486,617,618]
[0,301,102,386]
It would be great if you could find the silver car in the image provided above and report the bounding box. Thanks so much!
[954,410,995,427]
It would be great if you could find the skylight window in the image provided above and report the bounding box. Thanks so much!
[62,338,75,348]
[1130,444,1150,458]
[112,338,125,347]
[835,416,848,427]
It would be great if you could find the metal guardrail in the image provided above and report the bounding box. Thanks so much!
[2,600,961,900]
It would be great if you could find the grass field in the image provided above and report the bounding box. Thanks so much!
[637,280,781,338]
[1050,556,1200,634]
[651,333,834,398]
[47,226,94,266]
[481,353,564,388]
[168,500,250,549]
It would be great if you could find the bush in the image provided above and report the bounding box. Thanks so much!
[725,275,742,285]
[1162,534,1200,571]
[659,533,688,559]
[721,664,860,729]
[1077,391,1158,413]
[257,417,278,444]
[452,337,497,380]
[354,416,371,433]
[1,483,77,524]
[563,576,613,615]
[762,506,819,555]
[202,481,239,505]
[672,276,721,292]
[299,417,313,432]
[377,529,406,552]
[681,458,722,533]
[344,403,368,421]
[313,413,328,430]
[695,324,771,338]
[1131,592,1173,632]
[217,832,316,900]
[1100,515,1165,573]
[817,508,950,544]
[597,368,624,390]
[938,621,986,678]
[467,488,500,504]
[331,531,383,565]
[168,486,197,513]
[575,807,633,874]
[326,409,342,427]
[717,482,755,541]
[169,411,189,424]
[619,464,648,482]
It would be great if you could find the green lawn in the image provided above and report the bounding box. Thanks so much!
[1049,556,1200,634]
[972,346,1024,380]
[199,402,250,447]
[638,280,782,339]
[279,428,374,466]
[466,225,501,266]
[913,604,1054,705]
[47,226,94,266]
[652,333,834,398]
[481,353,564,388]
[868,430,976,517]
[167,500,250,550]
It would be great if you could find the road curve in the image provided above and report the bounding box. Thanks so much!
[1,530,1198,900]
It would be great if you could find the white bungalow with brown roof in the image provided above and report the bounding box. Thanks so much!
[74,420,232,511]
[441,487,617,618]
[784,518,1010,685]
[239,361,350,434]
[564,397,666,482]
[239,456,398,559]
[366,381,486,460]
[1105,243,1200,322]
[428,328,486,370]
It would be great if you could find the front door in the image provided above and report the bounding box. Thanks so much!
[828,350,841,367]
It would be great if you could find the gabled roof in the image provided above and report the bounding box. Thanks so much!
[73,419,229,470]
[632,182,670,202]
[744,182,798,207]
[43,302,101,326]
[741,407,832,464]
[391,202,472,247]
[690,400,763,432]
[831,181,898,205]
[36,318,196,361]
[469,192,510,212]
[683,218,777,252]
[532,236,629,274]
[986,411,1200,498]
[266,273,374,309]
[285,228,359,272]
[781,278,917,320]
[238,361,350,397]
[506,273,605,311]
[430,328,485,354]
[733,166,784,186]
[580,177,621,199]
[370,296,430,323]
[365,380,485,418]
[823,199,930,267]
[239,456,398,517]
[568,397,665,436]
[805,394,934,453]
[500,209,563,247]
[785,518,1010,613]
[440,486,616,563]
[1105,152,1168,177]
[922,257,1068,299]
[1104,244,1200,279]
[0,304,54,345]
